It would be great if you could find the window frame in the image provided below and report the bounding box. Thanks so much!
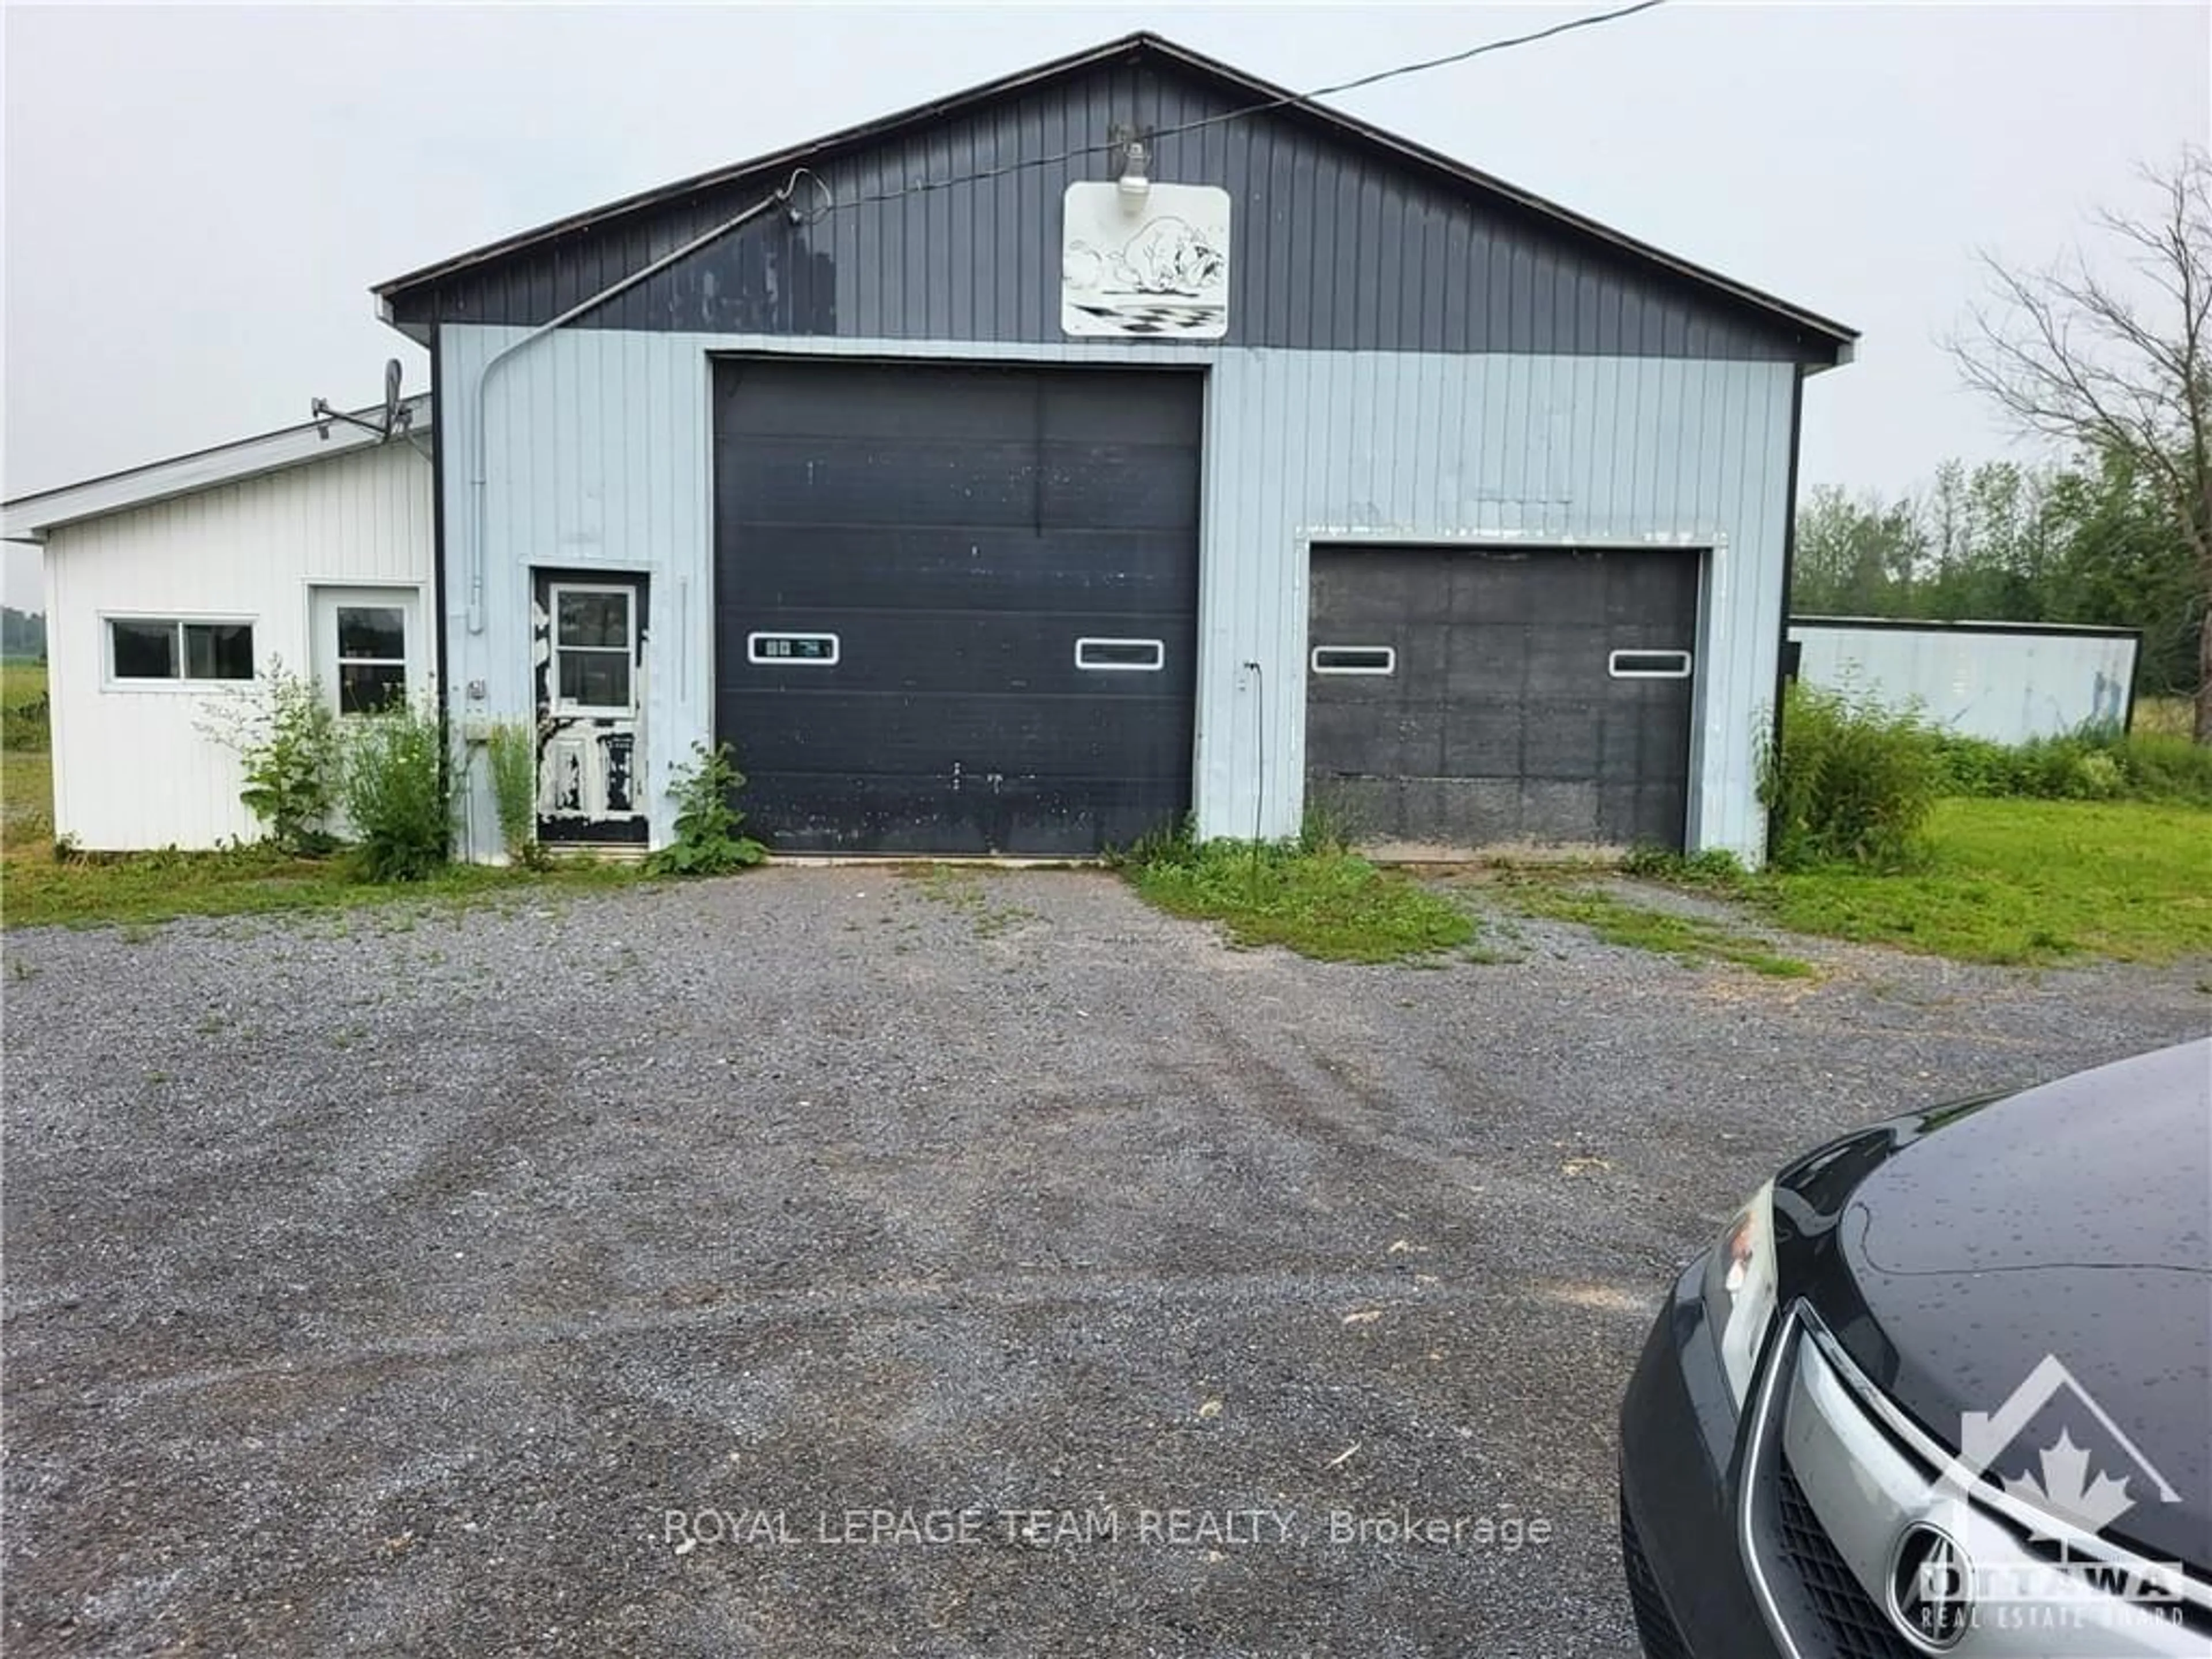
[1073,637,1166,673]
[1309,644,1397,677]
[331,600,413,716]
[547,581,638,715]
[1607,648,1695,681]
[101,613,258,690]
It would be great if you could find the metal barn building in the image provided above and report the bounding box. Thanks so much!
[1786,617,2140,744]
[1,402,434,851]
[380,33,1854,863]
[10,31,1852,864]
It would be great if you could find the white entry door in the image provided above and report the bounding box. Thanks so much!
[310,586,423,715]
[534,574,647,844]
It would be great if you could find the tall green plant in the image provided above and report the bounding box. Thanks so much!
[484,721,542,866]
[2,690,50,753]
[645,742,766,876]
[1931,726,2212,804]
[202,662,340,854]
[342,697,452,881]
[1759,684,1942,871]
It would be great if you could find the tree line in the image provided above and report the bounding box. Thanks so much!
[1791,449,2200,698]
[0,606,44,660]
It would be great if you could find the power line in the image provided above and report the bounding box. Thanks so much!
[825,0,1671,215]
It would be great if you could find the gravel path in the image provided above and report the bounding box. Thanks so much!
[3,869,2205,1657]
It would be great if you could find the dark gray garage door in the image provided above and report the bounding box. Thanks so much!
[1306,545,1701,849]
[714,359,1202,855]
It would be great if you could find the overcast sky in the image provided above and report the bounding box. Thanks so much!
[5,2,2207,605]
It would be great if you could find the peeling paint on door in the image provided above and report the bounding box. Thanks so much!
[533,571,649,844]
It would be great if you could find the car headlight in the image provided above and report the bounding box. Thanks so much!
[1702,1180,1779,1407]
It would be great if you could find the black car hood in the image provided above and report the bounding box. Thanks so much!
[1775,1040,2212,1570]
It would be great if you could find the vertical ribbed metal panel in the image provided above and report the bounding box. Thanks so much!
[439,323,721,858]
[441,324,1796,861]
[1195,349,1794,858]
[43,442,433,850]
[1789,624,2138,743]
[397,58,1829,363]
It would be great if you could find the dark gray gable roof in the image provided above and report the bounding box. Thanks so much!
[374,31,1855,363]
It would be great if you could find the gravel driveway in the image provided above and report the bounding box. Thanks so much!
[3,869,2205,1657]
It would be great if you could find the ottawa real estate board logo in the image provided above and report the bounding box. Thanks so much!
[1888,1354,2192,1649]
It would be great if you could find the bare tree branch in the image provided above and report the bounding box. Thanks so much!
[1945,146,2212,739]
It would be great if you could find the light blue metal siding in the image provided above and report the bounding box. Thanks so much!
[437,324,710,860]
[1198,350,1797,858]
[438,325,1796,863]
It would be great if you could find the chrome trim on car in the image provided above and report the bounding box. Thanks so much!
[1800,1317,2212,1626]
[1736,1301,1814,1659]
[1741,1301,2208,1657]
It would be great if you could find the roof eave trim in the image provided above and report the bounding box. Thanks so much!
[1140,36,1859,350]
[2,394,434,542]
[372,31,1154,304]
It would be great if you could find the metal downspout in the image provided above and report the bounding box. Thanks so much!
[464,171,815,634]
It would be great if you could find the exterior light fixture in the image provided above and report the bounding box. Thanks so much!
[1118,139,1151,207]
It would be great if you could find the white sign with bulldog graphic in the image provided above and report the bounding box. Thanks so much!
[1060,181,1231,339]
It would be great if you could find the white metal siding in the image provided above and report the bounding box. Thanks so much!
[441,325,1796,862]
[1789,624,2138,744]
[43,442,433,851]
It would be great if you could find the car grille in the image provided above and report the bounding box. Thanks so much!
[1774,1457,1919,1659]
[1618,1498,1693,1659]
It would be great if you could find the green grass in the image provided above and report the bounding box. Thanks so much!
[1931,728,2212,806]
[1129,839,1478,963]
[1492,880,1815,977]
[2,659,48,753]
[1747,797,2212,965]
[2,658,47,707]
[3,658,56,850]
[1509,797,2210,969]
[3,840,650,931]
[2,750,52,845]
[0,665,658,931]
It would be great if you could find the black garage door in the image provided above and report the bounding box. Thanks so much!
[1305,546,1701,849]
[715,359,1202,855]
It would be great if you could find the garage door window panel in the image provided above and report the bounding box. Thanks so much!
[1609,649,1694,679]
[1075,638,1165,671]
[1311,646,1397,675]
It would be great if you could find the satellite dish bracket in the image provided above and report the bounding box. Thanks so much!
[308,358,412,442]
